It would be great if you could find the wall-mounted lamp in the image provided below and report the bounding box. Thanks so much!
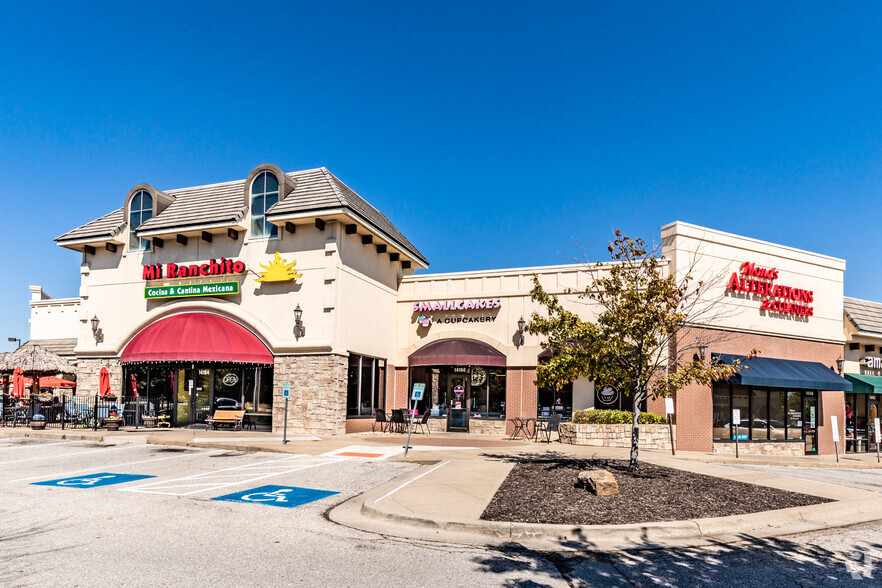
[698,345,708,361]
[836,356,844,375]
[294,304,305,338]
[7,337,21,349]
[516,316,526,348]
[90,315,103,343]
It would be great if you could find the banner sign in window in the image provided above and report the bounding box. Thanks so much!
[145,281,240,300]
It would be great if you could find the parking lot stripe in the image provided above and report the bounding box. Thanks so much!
[120,454,349,496]
[0,443,140,466]
[7,448,222,483]
[375,460,450,503]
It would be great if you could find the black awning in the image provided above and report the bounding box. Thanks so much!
[715,354,853,391]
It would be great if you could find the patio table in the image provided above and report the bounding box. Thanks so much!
[508,417,536,440]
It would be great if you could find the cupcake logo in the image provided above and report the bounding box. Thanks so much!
[417,315,432,328]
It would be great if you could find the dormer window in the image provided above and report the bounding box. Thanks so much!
[250,171,279,239]
[129,190,153,251]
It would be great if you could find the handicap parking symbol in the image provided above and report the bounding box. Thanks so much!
[213,485,339,508]
[32,473,155,488]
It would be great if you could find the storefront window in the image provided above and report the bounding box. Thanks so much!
[712,385,730,440]
[538,381,572,418]
[732,388,749,440]
[786,391,803,440]
[469,367,506,419]
[769,390,787,440]
[347,354,385,416]
[213,367,243,407]
[750,388,768,440]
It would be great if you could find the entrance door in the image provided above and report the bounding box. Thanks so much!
[174,367,212,427]
[869,396,879,451]
[446,374,469,432]
[803,394,818,455]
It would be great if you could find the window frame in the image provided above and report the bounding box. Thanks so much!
[346,353,386,418]
[128,189,153,252]
[249,171,280,240]
[713,383,806,442]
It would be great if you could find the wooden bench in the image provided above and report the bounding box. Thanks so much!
[206,409,245,431]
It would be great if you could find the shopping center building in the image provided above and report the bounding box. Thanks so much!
[31,164,855,454]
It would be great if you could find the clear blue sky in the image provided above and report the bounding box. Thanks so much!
[2,1,881,351]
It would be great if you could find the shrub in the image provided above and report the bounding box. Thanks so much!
[570,409,667,425]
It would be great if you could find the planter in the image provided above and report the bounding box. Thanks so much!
[104,419,123,431]
[30,421,47,430]
[559,422,675,450]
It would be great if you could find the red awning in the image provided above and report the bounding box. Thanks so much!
[121,313,273,364]
[409,339,506,367]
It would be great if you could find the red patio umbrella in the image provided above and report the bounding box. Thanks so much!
[11,367,25,398]
[38,376,76,388]
[128,374,138,397]
[99,367,111,397]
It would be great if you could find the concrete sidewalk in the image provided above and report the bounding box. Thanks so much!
[330,445,882,552]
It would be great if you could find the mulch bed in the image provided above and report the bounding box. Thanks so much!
[481,458,831,526]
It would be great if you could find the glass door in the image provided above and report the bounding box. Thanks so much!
[869,396,879,452]
[446,373,469,432]
[803,393,818,455]
[174,367,212,427]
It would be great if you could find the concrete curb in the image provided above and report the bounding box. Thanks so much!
[329,463,882,552]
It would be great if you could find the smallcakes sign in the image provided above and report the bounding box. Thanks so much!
[413,298,501,327]
[725,262,814,317]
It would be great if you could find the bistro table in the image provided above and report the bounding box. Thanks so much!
[508,417,536,441]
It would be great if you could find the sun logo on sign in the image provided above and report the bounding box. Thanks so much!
[255,252,303,283]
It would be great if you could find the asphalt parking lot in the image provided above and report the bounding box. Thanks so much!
[2,437,881,587]
[0,437,565,587]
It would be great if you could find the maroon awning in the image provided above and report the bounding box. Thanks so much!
[121,313,273,364]
[409,339,505,367]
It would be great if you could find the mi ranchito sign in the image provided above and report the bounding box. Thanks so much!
[142,258,246,280]
[145,281,240,300]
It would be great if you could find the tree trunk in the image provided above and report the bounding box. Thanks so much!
[630,386,642,472]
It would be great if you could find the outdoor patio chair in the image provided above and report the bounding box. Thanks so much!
[415,410,430,434]
[535,414,562,443]
[64,408,85,428]
[390,409,406,433]
[372,411,389,433]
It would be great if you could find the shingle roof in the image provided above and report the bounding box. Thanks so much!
[55,167,427,264]
[268,168,427,265]
[844,297,882,335]
[136,180,246,233]
[22,339,78,358]
[55,208,125,243]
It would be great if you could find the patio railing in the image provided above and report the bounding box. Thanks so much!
[1,394,172,430]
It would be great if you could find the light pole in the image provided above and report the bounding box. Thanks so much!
[7,337,21,349]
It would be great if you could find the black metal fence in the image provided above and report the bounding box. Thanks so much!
[0,394,172,430]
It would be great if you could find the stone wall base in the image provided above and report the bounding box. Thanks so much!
[560,423,675,450]
[273,354,348,436]
[713,441,805,456]
[74,358,122,397]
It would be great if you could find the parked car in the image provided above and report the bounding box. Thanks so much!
[213,397,242,411]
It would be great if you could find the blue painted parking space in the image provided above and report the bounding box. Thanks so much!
[213,485,339,508]
[32,473,155,488]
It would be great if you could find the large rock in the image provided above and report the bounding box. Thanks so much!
[577,469,619,495]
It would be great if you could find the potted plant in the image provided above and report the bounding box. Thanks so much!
[103,393,117,401]
[30,413,47,430]
[104,409,123,431]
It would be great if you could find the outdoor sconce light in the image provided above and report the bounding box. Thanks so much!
[698,345,708,361]
[90,315,103,343]
[836,356,844,375]
[7,337,20,349]
[516,316,526,348]
[294,304,305,338]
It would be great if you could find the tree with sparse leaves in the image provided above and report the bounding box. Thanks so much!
[528,230,754,471]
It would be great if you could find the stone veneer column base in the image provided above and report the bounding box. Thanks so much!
[273,354,348,436]
[74,358,122,397]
